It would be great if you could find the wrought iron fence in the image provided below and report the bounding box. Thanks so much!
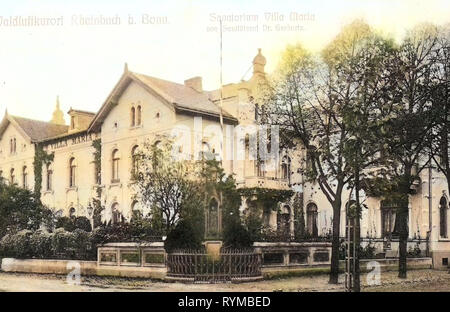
[166,249,262,282]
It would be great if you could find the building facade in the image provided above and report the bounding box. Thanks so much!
[0,50,449,267]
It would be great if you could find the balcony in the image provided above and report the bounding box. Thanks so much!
[240,176,290,190]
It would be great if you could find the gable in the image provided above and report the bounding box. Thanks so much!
[88,69,237,132]
[102,80,176,133]
[0,120,32,158]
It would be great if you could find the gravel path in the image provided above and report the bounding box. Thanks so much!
[0,269,449,292]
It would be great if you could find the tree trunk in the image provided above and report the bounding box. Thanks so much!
[329,198,342,284]
[398,195,409,278]
[353,167,361,292]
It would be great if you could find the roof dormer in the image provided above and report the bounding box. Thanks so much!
[68,108,95,132]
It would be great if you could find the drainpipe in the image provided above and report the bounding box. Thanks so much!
[427,165,432,257]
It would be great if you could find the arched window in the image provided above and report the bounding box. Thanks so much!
[111,203,121,224]
[440,196,448,238]
[201,141,212,160]
[69,157,76,187]
[10,168,15,185]
[69,207,76,218]
[206,198,219,238]
[111,149,120,182]
[306,203,318,237]
[130,107,135,127]
[13,138,16,153]
[281,156,291,184]
[131,200,142,219]
[131,145,140,178]
[136,105,142,126]
[22,166,28,189]
[46,165,53,191]
[9,139,12,154]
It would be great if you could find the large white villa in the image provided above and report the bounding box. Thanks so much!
[0,49,449,267]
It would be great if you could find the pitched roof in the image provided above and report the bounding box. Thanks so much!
[132,73,234,118]
[0,114,69,143]
[88,70,236,132]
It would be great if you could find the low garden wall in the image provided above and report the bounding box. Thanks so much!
[1,258,167,279]
[0,240,434,282]
[253,242,332,267]
[97,242,166,267]
[261,257,432,279]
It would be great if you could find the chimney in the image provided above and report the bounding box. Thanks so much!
[184,76,203,93]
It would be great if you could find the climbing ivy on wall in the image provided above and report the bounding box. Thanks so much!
[239,187,294,213]
[293,192,305,239]
[92,138,102,198]
[33,144,54,199]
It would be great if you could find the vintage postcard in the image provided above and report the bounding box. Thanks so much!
[0,0,449,301]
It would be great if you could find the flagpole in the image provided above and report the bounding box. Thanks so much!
[219,18,224,131]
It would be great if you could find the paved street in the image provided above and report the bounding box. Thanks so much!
[0,269,449,292]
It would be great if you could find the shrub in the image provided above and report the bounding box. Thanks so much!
[55,216,92,232]
[222,220,252,249]
[51,228,77,258]
[29,230,53,259]
[73,217,92,232]
[55,217,76,232]
[0,230,34,258]
[164,220,203,252]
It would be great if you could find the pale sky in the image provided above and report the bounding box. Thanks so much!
[0,0,449,122]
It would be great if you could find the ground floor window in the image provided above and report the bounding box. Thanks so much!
[111,203,122,224]
[306,203,318,237]
[277,205,290,236]
[440,196,448,238]
[381,200,401,238]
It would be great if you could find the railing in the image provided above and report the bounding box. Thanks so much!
[166,249,262,283]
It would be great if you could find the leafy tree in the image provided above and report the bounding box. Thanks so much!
[133,139,202,235]
[430,25,450,198]
[0,180,52,238]
[260,20,391,285]
[376,24,439,279]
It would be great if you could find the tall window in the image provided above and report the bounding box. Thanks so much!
[381,200,400,238]
[69,157,76,187]
[256,160,265,177]
[130,107,136,127]
[70,116,75,130]
[111,203,121,224]
[112,149,120,182]
[94,159,101,185]
[46,165,53,191]
[131,200,142,219]
[306,203,318,237]
[10,138,16,154]
[136,105,142,126]
[131,145,140,178]
[277,205,291,236]
[10,168,15,185]
[281,156,291,184]
[440,196,448,238]
[22,166,28,189]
